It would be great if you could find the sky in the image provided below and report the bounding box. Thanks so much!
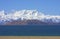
[0,0,60,15]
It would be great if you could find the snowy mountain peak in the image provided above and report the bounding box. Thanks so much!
[0,10,60,23]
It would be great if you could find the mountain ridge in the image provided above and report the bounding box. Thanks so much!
[0,10,60,25]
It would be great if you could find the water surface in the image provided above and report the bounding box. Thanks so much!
[0,25,60,36]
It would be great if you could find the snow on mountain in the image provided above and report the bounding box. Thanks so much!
[0,10,60,24]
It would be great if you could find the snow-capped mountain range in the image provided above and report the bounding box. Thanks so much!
[0,10,60,24]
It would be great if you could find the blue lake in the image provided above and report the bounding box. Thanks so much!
[0,25,60,36]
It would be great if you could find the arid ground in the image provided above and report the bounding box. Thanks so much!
[0,36,60,39]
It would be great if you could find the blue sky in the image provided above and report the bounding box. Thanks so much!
[0,0,60,15]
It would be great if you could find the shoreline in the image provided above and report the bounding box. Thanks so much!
[0,36,60,39]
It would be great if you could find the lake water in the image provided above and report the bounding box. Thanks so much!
[0,25,60,36]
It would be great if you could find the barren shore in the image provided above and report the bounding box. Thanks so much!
[0,36,60,39]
